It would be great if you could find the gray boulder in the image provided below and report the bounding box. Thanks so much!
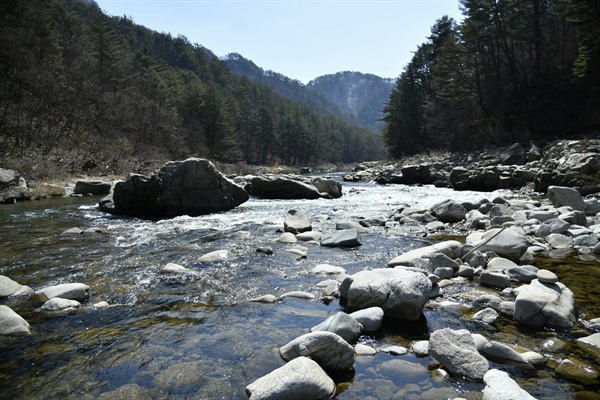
[335,221,367,233]
[0,275,33,297]
[428,328,489,380]
[535,218,571,237]
[431,199,467,223]
[103,158,249,218]
[468,228,528,261]
[248,175,325,199]
[310,312,363,343]
[499,143,526,165]
[0,168,27,203]
[0,305,30,336]
[547,185,585,211]
[284,210,312,234]
[576,333,600,360]
[245,356,335,400]
[279,331,355,370]
[41,297,82,311]
[482,369,537,400]
[74,180,111,195]
[37,283,90,302]
[311,177,342,198]
[473,308,499,325]
[321,228,362,248]
[482,342,529,365]
[480,271,511,289]
[349,306,385,332]
[341,268,432,320]
[388,240,463,267]
[505,265,538,283]
[513,279,576,328]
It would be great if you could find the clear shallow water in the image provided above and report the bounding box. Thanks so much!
[0,177,598,399]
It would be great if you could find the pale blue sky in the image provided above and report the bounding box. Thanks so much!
[95,0,463,83]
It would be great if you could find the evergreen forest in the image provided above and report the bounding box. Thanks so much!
[382,0,600,157]
[0,0,385,176]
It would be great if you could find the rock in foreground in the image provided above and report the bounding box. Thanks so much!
[482,369,537,400]
[428,328,489,380]
[341,268,431,320]
[101,158,248,219]
[279,331,355,370]
[513,279,576,329]
[245,356,335,400]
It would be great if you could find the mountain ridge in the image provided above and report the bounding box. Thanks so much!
[223,53,393,130]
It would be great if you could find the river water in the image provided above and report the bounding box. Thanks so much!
[1,175,598,399]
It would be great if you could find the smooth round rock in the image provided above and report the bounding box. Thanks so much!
[536,269,558,284]
[245,356,335,400]
[355,343,377,356]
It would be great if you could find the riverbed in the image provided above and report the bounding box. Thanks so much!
[1,176,599,399]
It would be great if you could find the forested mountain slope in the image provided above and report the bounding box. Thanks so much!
[382,0,600,157]
[224,54,393,130]
[0,0,385,177]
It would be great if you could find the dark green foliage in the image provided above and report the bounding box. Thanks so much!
[0,0,384,171]
[382,0,599,158]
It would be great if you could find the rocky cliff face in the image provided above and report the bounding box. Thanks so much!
[223,54,393,130]
[308,72,394,130]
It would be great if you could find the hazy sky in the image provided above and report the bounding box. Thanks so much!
[95,0,463,84]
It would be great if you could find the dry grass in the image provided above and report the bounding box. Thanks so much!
[26,181,68,200]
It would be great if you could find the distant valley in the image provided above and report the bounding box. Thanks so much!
[224,53,394,130]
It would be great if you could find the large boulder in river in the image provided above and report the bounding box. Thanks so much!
[101,158,248,218]
[340,268,432,320]
[0,168,27,204]
[431,199,467,222]
[280,331,355,370]
[74,180,111,195]
[247,175,326,199]
[284,210,312,234]
[513,279,577,329]
[428,328,489,380]
[311,177,342,198]
[467,228,528,261]
[245,356,335,400]
[547,185,585,211]
[321,228,362,247]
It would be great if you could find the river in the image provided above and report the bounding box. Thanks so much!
[0,175,598,399]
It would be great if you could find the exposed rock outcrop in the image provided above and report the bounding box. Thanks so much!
[100,158,248,218]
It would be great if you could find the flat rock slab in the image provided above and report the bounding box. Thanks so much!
[245,356,335,400]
